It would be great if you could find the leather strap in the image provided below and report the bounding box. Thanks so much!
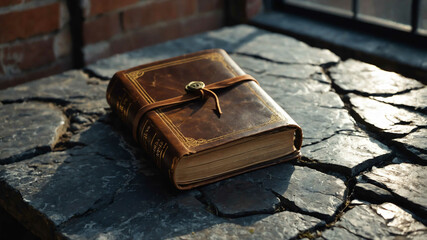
[132,74,258,141]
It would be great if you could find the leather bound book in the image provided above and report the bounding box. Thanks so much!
[106,49,303,190]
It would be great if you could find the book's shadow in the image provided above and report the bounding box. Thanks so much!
[30,114,295,237]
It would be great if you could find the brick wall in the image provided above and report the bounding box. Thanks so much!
[0,0,263,89]
[0,0,72,89]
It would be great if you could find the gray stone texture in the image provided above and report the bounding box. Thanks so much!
[0,149,133,226]
[0,24,426,239]
[200,179,280,217]
[61,190,323,239]
[0,71,109,115]
[322,203,427,239]
[224,164,347,220]
[363,163,427,216]
[303,132,392,176]
[393,128,427,162]
[235,34,340,65]
[0,102,66,163]
[373,87,427,112]
[349,94,426,136]
[329,59,423,95]
[252,12,427,76]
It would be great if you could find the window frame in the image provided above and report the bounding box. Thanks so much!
[268,0,426,47]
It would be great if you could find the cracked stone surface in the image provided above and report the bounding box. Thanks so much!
[0,24,426,239]
[349,94,426,136]
[362,163,427,217]
[209,164,347,220]
[0,102,66,164]
[353,182,394,203]
[393,128,427,162]
[329,59,424,95]
[303,132,392,176]
[60,190,323,239]
[321,203,427,239]
[235,34,339,65]
[201,179,280,217]
[373,87,427,113]
[0,148,133,226]
[0,71,109,115]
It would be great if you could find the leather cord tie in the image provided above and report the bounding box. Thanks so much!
[132,74,258,140]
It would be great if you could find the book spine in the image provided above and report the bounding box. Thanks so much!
[106,74,177,175]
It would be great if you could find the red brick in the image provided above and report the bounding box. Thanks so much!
[183,11,224,36]
[83,13,121,44]
[111,21,183,56]
[246,0,262,19]
[197,0,223,13]
[0,57,72,89]
[0,37,56,73]
[89,0,139,16]
[0,0,22,7]
[179,0,197,16]
[0,3,60,43]
[123,0,197,31]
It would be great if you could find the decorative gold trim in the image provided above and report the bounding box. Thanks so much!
[126,52,281,148]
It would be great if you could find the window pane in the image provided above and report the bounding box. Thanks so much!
[358,0,412,31]
[285,0,352,17]
[419,0,427,35]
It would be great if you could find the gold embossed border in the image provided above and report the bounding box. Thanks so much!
[126,52,281,148]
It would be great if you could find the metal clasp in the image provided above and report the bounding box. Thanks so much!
[185,81,205,92]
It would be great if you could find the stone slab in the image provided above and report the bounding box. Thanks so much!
[349,94,426,136]
[216,164,347,220]
[201,179,280,217]
[61,189,323,240]
[393,128,427,162]
[0,102,66,164]
[230,54,324,80]
[258,75,355,146]
[329,59,423,95]
[235,34,339,65]
[302,132,392,176]
[362,163,427,217]
[373,87,427,113]
[0,148,134,228]
[252,12,427,77]
[0,71,109,115]
[322,203,427,239]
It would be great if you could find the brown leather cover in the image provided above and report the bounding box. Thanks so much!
[106,49,303,190]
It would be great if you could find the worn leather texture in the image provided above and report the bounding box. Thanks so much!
[107,49,303,190]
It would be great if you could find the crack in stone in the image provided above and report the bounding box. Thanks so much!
[302,129,355,148]
[373,97,427,115]
[361,175,427,221]
[278,178,353,239]
[82,68,110,81]
[233,52,324,66]
[266,73,309,80]
[194,190,221,217]
[271,190,337,221]
[324,66,421,144]
[0,146,52,165]
[56,160,135,230]
[326,72,424,97]
[1,97,70,106]
[1,100,71,165]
